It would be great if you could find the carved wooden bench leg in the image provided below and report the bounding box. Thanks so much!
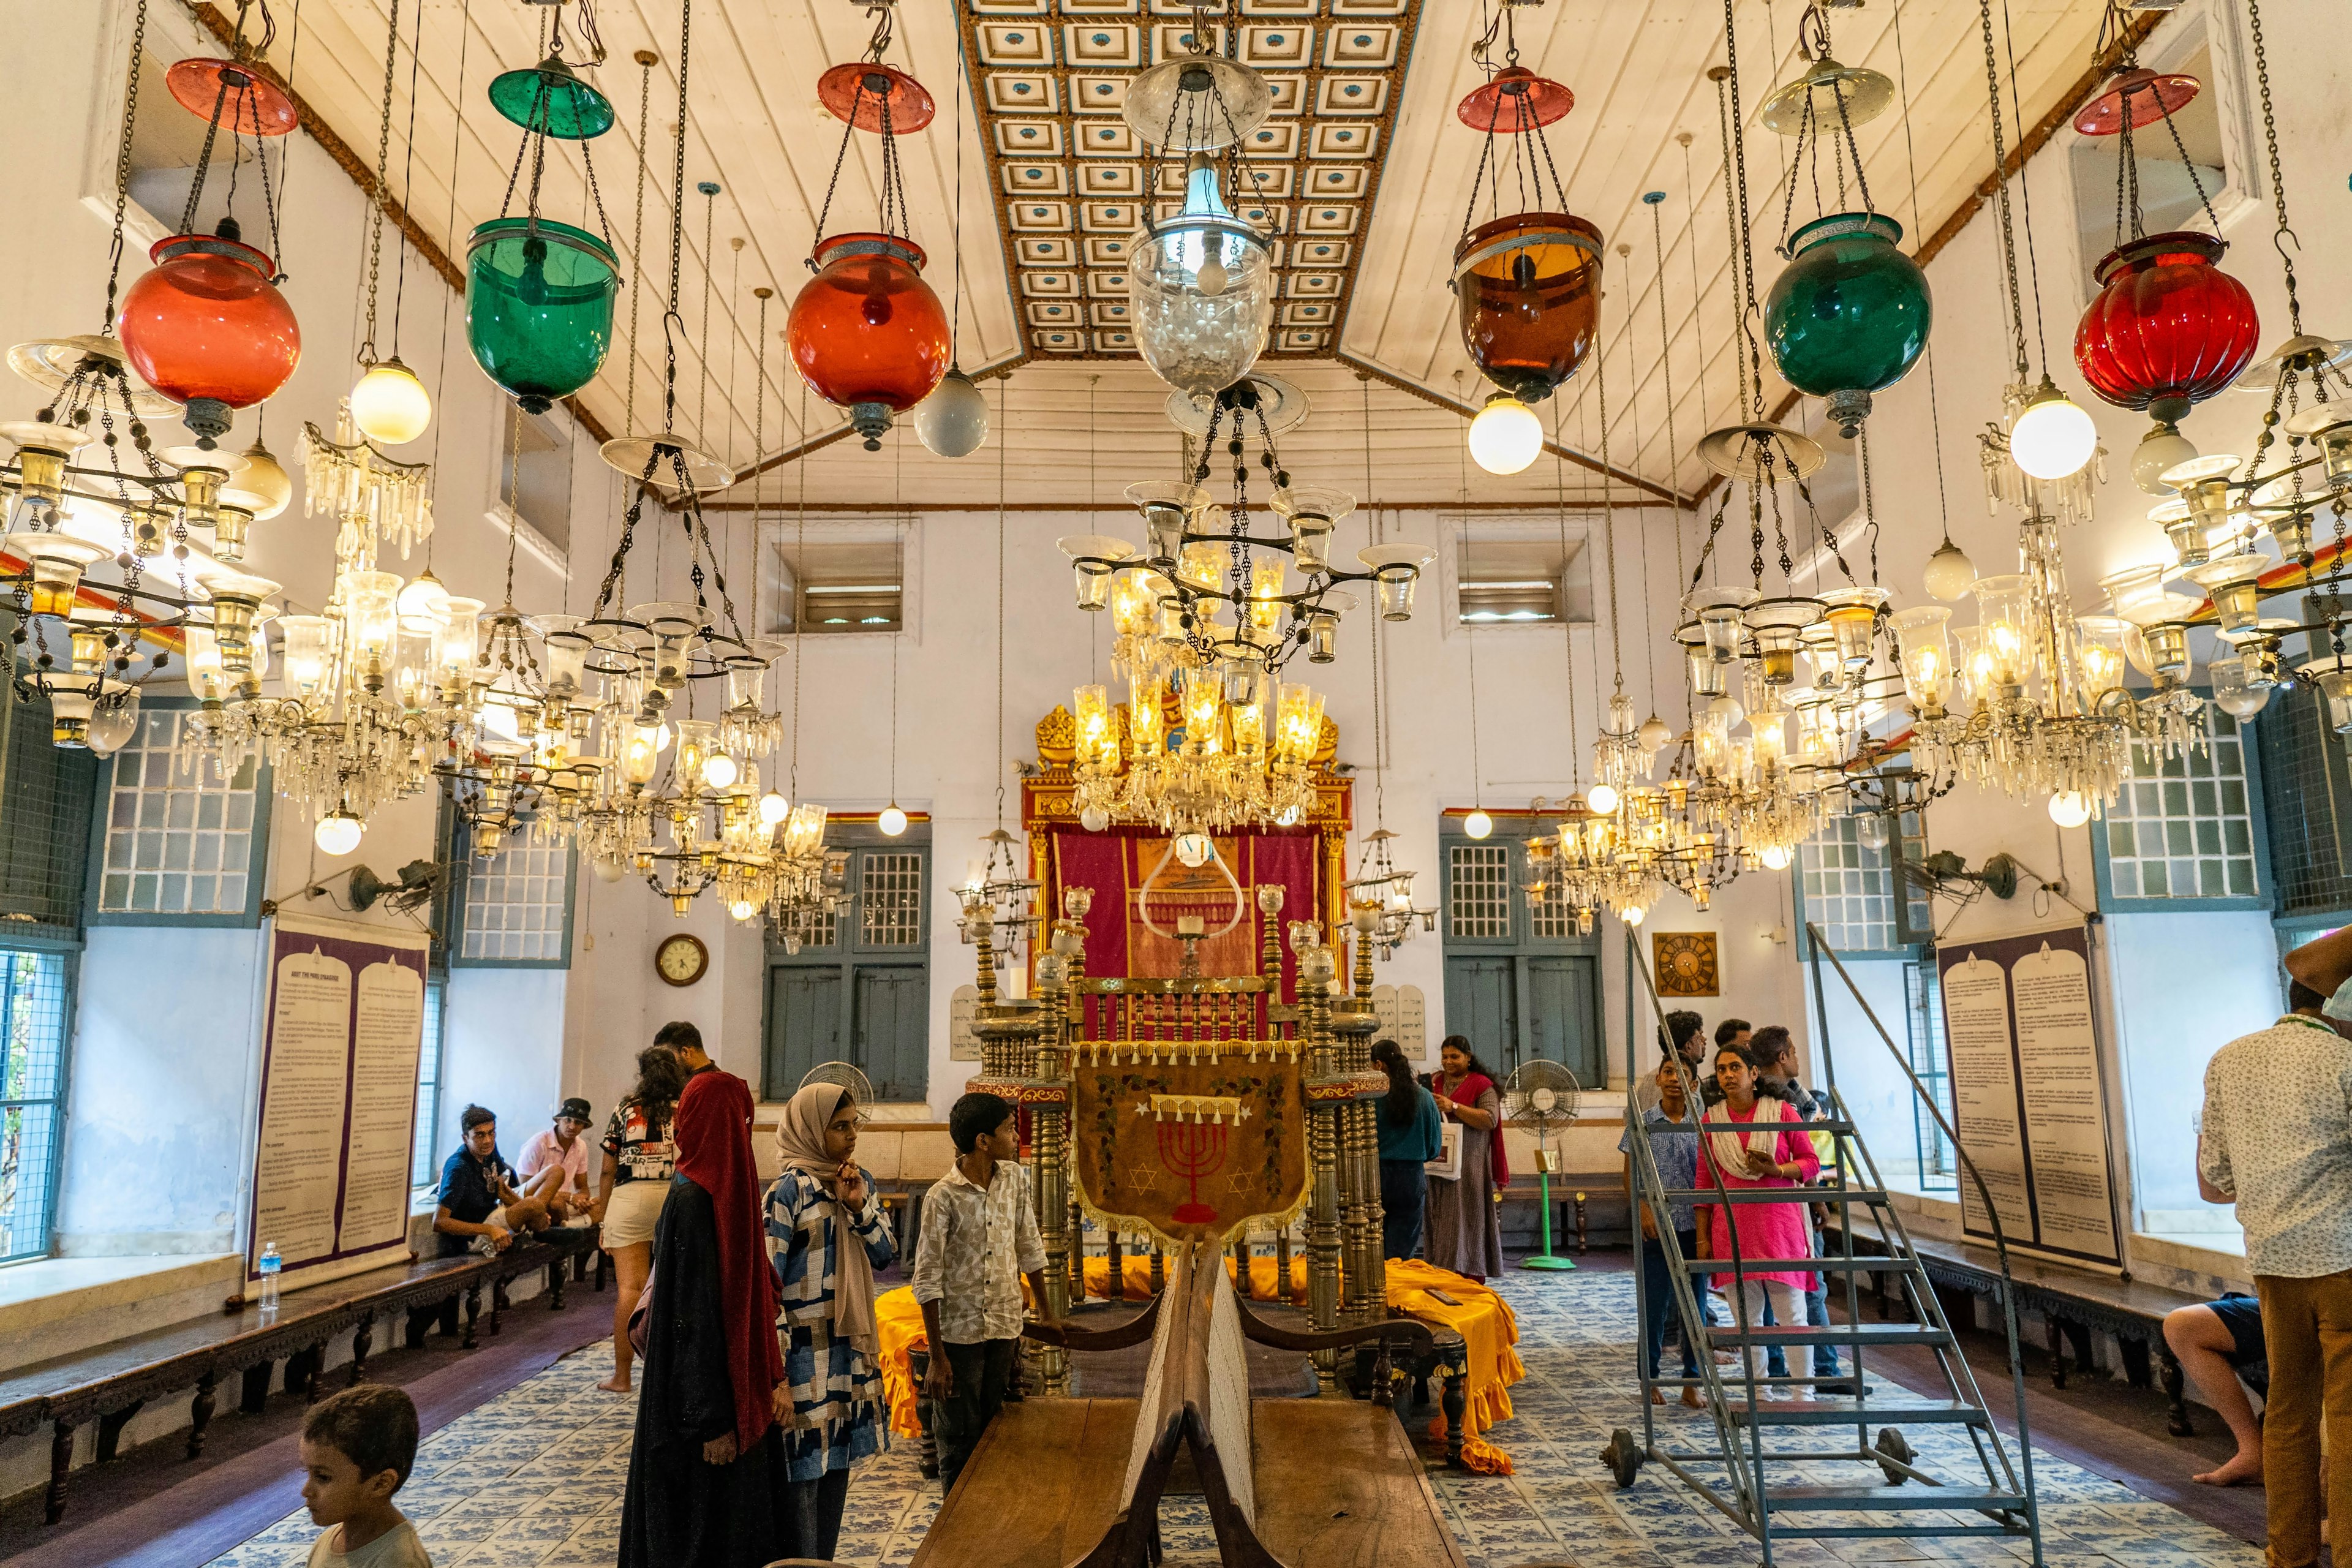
[95,1401,143,1462]
[548,1259,567,1311]
[301,1348,324,1404]
[462,1283,482,1350]
[2160,1345,2194,1436]
[46,1420,74,1524]
[2119,1335,2154,1390]
[1442,1368,1468,1471]
[2045,1313,2068,1390]
[908,1347,940,1480]
[240,1362,273,1415]
[350,1314,375,1387]
[187,1373,219,1460]
[491,1278,509,1335]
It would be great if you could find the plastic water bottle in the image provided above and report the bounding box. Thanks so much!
[258,1243,282,1313]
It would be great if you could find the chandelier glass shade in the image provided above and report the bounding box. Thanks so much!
[787,235,951,448]
[1453,213,1602,409]
[466,218,620,415]
[1131,156,1274,407]
[1763,213,1931,436]
[117,233,301,443]
[2075,232,2259,416]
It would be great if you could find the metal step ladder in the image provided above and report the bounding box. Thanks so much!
[1599,925,2043,1565]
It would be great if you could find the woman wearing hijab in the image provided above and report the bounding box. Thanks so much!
[1423,1035,1510,1280]
[618,1069,792,1568]
[765,1082,895,1559]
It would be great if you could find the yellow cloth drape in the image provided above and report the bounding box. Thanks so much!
[871,1256,1524,1473]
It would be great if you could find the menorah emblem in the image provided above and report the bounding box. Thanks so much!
[1158,1114,1231,1226]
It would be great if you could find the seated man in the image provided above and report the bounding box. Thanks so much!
[435,1106,554,1259]
[2162,1293,2267,1487]
[515,1097,594,1224]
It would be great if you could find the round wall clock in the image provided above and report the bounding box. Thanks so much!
[655,933,709,987]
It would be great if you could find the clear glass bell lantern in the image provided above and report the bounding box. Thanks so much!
[1131,154,1274,406]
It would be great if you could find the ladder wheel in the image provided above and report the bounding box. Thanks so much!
[1874,1425,1915,1485]
[1599,1427,1645,1489]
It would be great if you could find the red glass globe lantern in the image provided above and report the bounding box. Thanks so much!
[2075,232,2259,415]
[118,227,300,446]
[788,234,949,448]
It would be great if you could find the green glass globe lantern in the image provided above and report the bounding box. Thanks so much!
[1764,212,1931,435]
[467,218,620,413]
[466,52,621,412]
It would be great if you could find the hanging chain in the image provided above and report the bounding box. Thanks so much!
[996,374,1008,825]
[1596,323,1624,693]
[356,0,402,364]
[1551,401,1581,790]
[1977,0,2029,383]
[750,284,771,639]
[1362,374,1390,822]
[2242,0,2301,336]
[1717,0,1765,421]
[1889,0,1953,542]
[658,0,692,432]
[624,51,655,435]
[694,182,719,440]
[100,0,151,335]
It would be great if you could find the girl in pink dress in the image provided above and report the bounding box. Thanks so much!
[1698,1043,1820,1396]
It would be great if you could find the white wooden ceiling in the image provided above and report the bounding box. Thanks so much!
[239,0,2115,506]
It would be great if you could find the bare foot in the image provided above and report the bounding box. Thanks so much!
[1680,1385,1704,1409]
[2191,1452,2263,1487]
[598,1373,632,1393]
[1649,1387,1665,1405]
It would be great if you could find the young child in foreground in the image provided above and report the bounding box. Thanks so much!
[300,1384,432,1568]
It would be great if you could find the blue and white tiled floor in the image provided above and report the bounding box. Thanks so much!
[206,1268,2262,1567]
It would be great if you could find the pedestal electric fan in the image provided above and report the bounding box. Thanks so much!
[1504,1058,1580,1272]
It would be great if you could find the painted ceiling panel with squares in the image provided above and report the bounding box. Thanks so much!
[959,0,1428,361]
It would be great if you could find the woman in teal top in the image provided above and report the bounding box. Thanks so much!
[1372,1039,1444,1260]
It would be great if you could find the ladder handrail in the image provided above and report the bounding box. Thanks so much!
[1804,924,2042,1523]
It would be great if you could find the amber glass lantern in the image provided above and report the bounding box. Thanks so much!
[1453,214,1602,405]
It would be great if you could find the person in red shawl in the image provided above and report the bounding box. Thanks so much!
[1425,1036,1510,1280]
[619,1068,794,1567]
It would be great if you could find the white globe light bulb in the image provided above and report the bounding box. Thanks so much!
[314,810,364,857]
[396,571,451,635]
[2132,421,2198,496]
[1080,805,1110,832]
[1709,693,1744,729]
[1586,782,1619,815]
[1197,257,1229,296]
[1467,394,1543,476]
[912,368,990,459]
[349,359,434,446]
[592,854,628,884]
[1922,540,1978,603]
[2048,790,2094,828]
[1623,904,1646,926]
[1464,809,1494,840]
[1637,714,1672,754]
[729,899,758,922]
[879,804,908,837]
[1760,843,1792,871]
[759,790,790,826]
[2009,385,2098,481]
[702,752,739,790]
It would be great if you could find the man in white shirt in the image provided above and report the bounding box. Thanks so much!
[2199,957,2352,1566]
[910,1091,1052,1493]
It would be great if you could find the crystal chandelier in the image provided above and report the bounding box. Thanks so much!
[1343,829,1434,957]
[1061,379,1427,835]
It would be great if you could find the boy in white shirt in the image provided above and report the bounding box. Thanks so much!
[300,1385,432,1568]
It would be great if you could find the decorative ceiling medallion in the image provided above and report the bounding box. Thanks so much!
[959,0,1425,361]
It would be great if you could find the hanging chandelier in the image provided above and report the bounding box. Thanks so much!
[1756,7,1928,440]
[786,4,949,450]
[1122,18,1278,406]
[1061,378,1425,835]
[1451,4,1600,477]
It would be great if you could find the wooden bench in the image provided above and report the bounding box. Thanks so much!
[0,1227,597,1525]
[1831,1226,2213,1434]
[911,1243,1464,1568]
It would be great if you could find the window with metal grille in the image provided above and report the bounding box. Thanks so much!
[411,976,447,1189]
[1453,534,1583,625]
[2253,681,2351,916]
[2099,707,2262,904]
[456,842,575,965]
[1799,816,1900,954]
[0,687,97,935]
[860,852,924,948]
[96,707,265,921]
[1903,959,1958,1192]
[1447,844,1512,939]
[0,948,74,1262]
[1528,867,1574,941]
[774,536,907,635]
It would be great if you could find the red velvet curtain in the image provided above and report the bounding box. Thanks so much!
[1047,827,1317,1000]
